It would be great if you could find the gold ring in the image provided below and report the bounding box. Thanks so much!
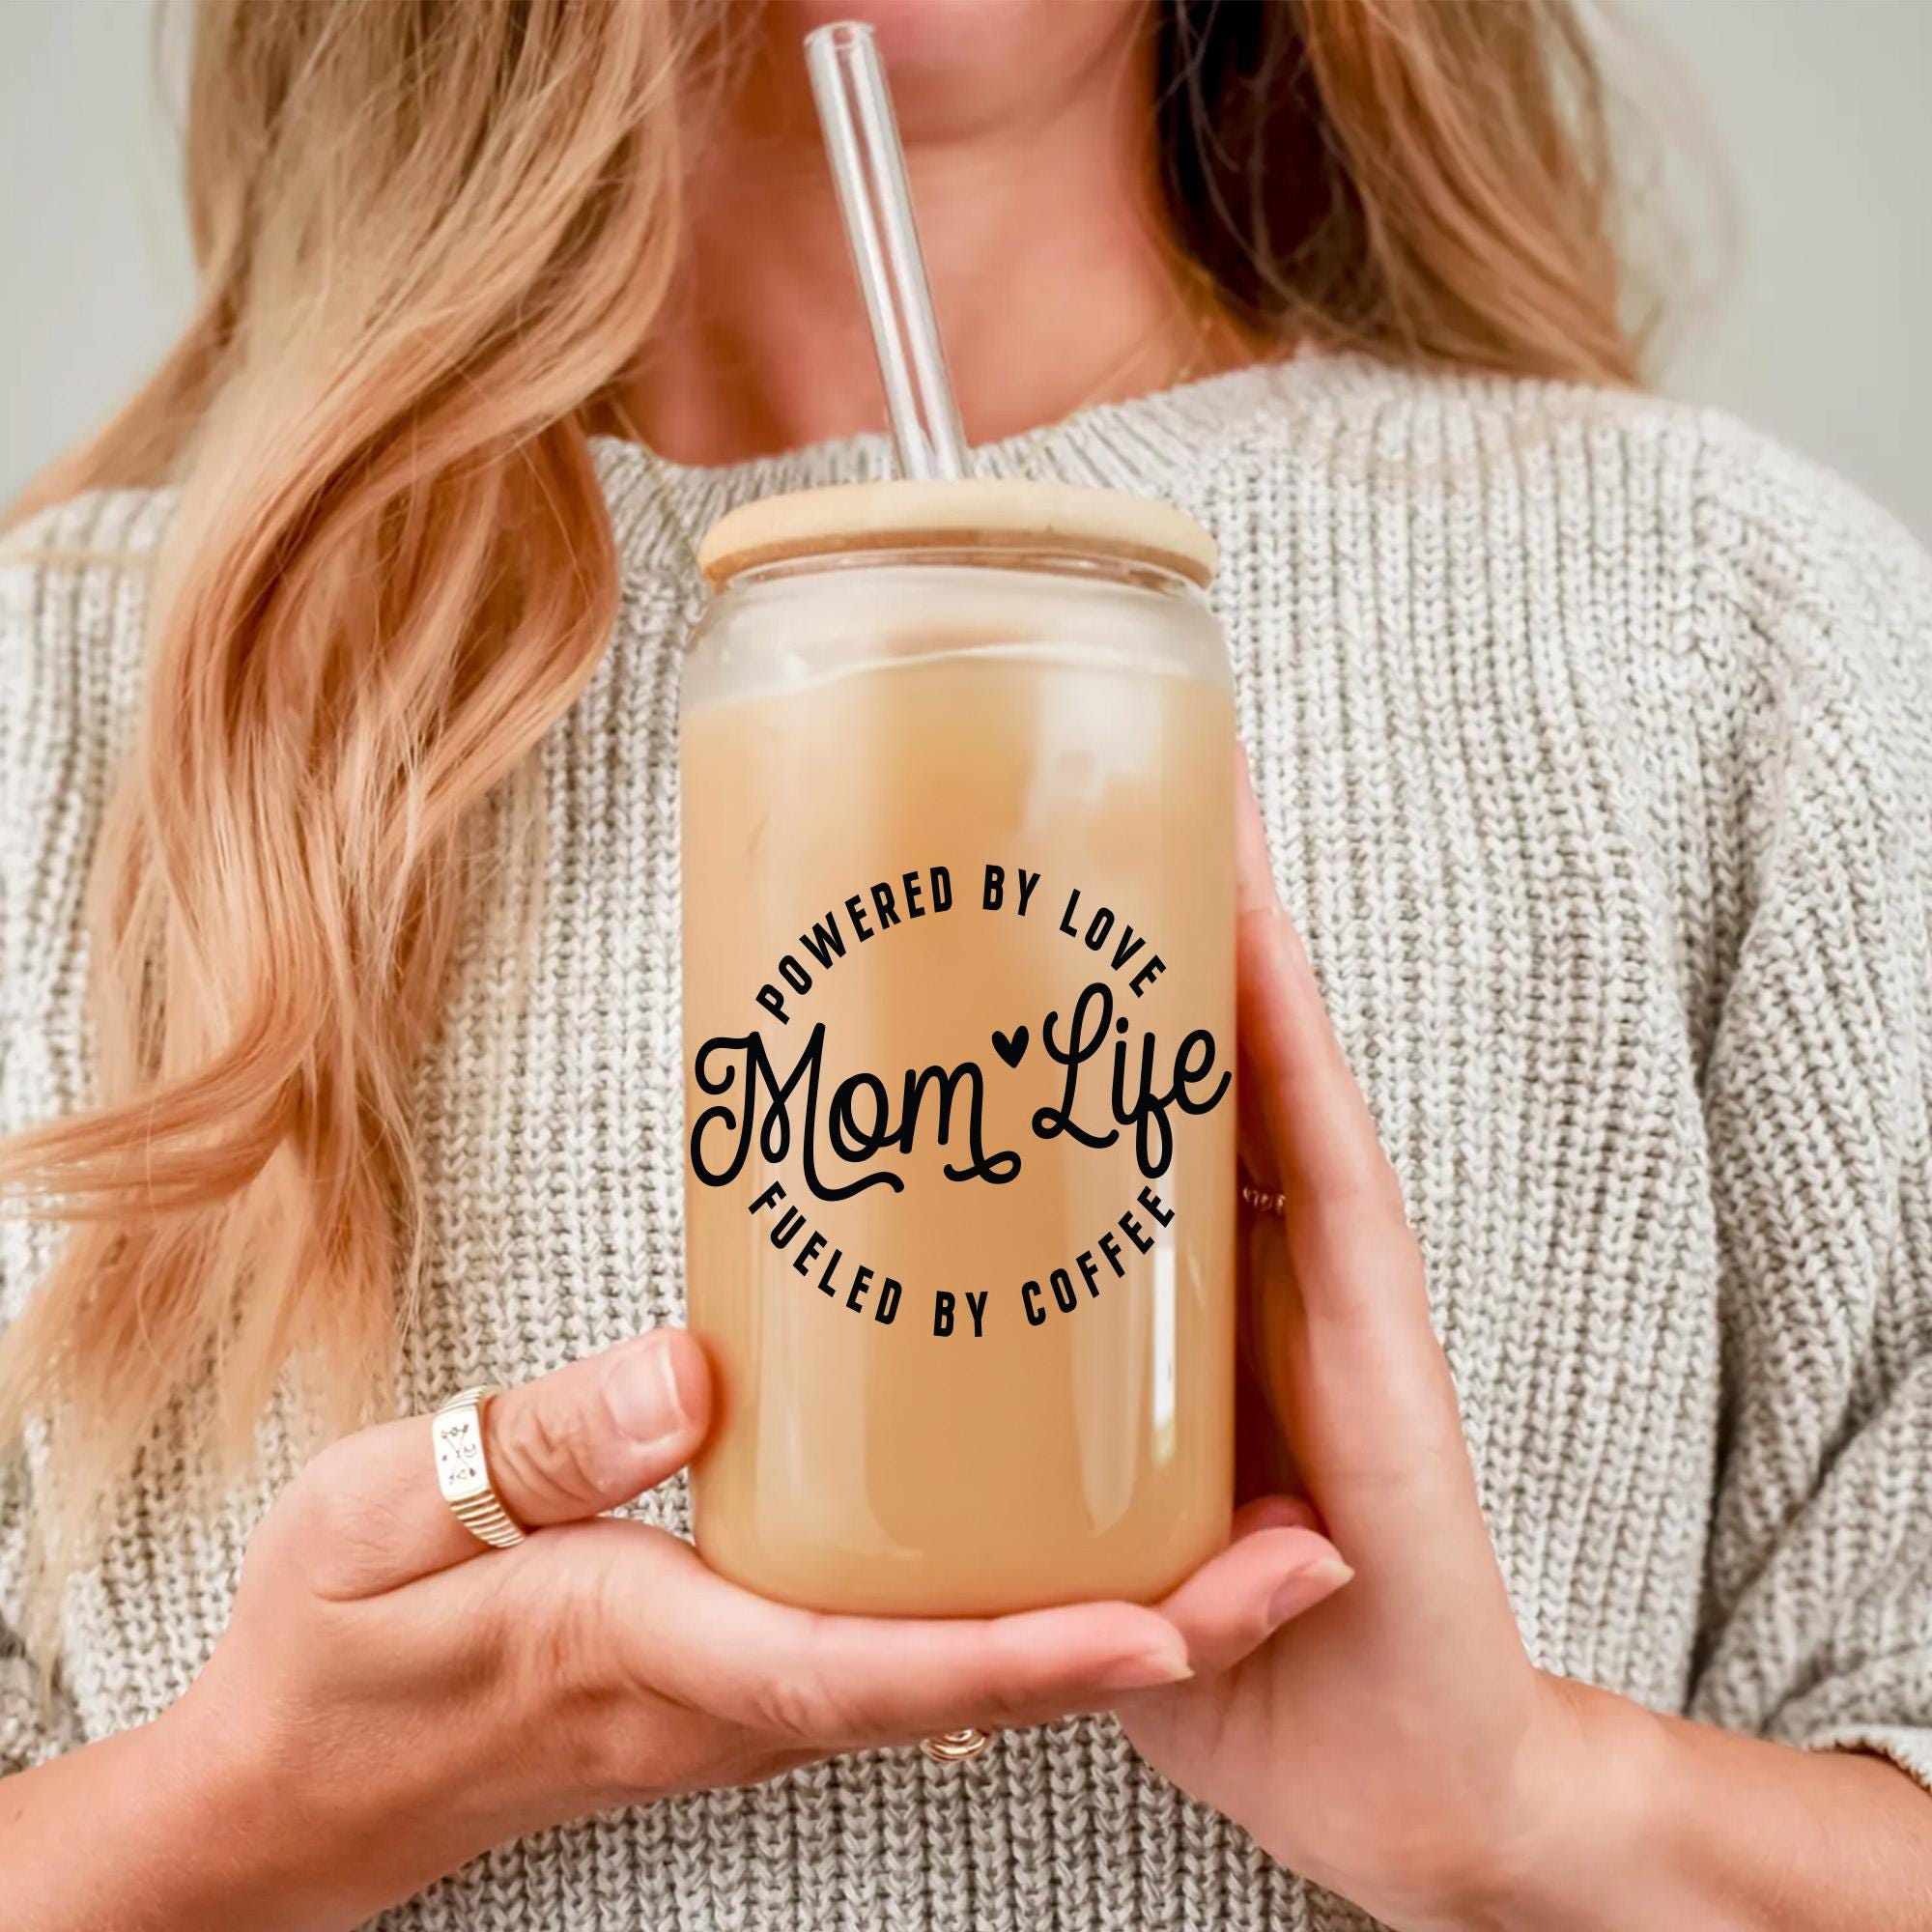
[920,1728,994,1763]
[1239,1182,1288,1217]
[432,1383,527,1548]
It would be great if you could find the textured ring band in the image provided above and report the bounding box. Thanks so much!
[1239,1182,1288,1217]
[432,1383,527,1549]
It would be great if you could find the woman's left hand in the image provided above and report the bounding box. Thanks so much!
[1120,760,1581,1932]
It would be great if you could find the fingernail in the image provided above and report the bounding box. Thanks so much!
[1095,1635,1193,1691]
[605,1333,692,1444]
[1265,1557,1352,1630]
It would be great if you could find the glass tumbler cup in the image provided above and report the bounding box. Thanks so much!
[680,479,1236,1617]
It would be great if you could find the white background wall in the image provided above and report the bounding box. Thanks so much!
[2,0,1928,541]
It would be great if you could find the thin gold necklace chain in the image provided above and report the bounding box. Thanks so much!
[1014,272,1225,483]
[603,396,708,581]
[615,273,1228,582]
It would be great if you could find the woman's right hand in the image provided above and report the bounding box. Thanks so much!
[14,1329,1348,1932]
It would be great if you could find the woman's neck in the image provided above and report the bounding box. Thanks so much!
[620,26,1247,468]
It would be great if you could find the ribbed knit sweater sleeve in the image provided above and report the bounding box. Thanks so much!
[0,492,157,1776]
[1683,424,1932,1790]
[0,1479,82,1775]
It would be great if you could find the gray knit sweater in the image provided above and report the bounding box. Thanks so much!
[4,359,1930,1931]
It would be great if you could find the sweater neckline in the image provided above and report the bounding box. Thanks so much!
[591,356,1335,579]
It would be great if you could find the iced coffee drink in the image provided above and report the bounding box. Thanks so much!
[681,479,1236,1616]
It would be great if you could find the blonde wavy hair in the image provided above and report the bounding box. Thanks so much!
[2,0,1643,1572]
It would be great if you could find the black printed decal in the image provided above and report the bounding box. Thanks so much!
[688,861,1229,1337]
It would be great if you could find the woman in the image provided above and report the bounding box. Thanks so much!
[3,0,1929,1926]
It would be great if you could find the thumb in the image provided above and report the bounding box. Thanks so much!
[1234,749,1405,1238]
[482,1329,711,1527]
[280,1329,711,1598]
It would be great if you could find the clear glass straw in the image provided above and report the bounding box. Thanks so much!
[805,21,968,481]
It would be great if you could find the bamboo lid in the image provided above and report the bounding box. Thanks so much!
[697,478,1217,589]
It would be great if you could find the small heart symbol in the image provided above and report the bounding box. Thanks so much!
[991,1025,1029,1069]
